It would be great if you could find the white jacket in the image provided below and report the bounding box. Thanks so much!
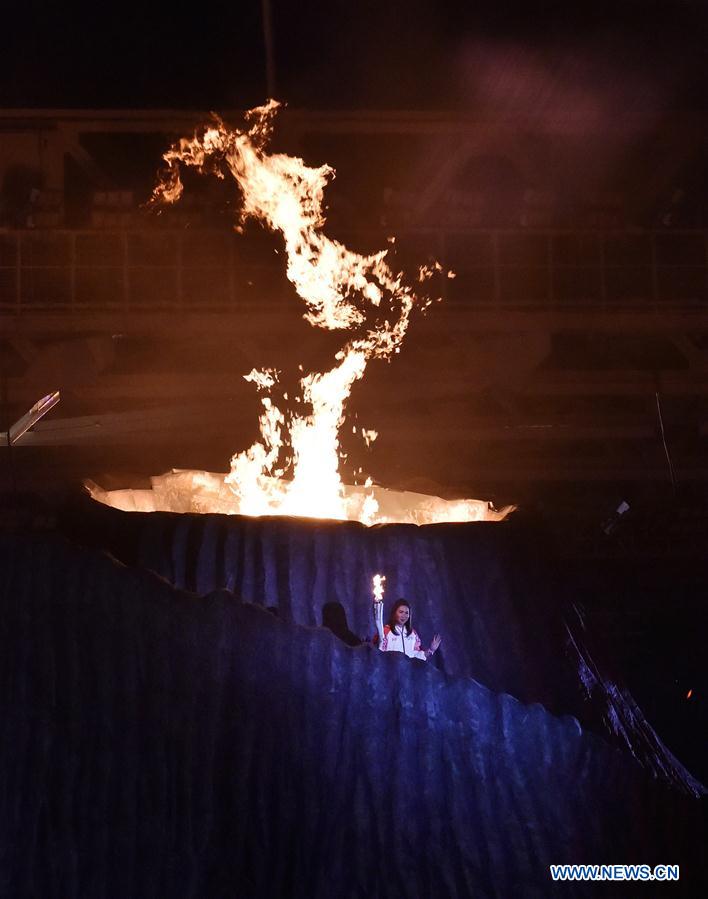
[373,602,427,660]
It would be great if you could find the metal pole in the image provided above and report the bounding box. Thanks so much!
[261,0,277,99]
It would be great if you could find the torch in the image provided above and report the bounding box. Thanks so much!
[372,573,385,641]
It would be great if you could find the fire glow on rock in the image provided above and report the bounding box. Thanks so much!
[145,100,509,525]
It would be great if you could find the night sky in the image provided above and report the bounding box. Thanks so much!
[1,1,706,110]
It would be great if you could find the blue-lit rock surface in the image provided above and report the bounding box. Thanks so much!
[1,533,705,897]
[68,495,704,795]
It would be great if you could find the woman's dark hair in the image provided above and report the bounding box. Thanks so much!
[387,599,413,636]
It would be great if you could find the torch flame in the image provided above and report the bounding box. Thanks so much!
[373,573,386,602]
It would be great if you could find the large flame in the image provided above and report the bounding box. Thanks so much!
[148,101,509,525]
[152,100,437,523]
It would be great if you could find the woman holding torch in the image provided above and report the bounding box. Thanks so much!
[372,575,441,661]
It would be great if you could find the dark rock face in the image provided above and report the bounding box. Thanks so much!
[66,498,704,794]
[64,499,601,702]
[0,534,705,898]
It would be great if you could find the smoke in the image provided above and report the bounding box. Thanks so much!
[455,39,675,131]
[448,35,696,210]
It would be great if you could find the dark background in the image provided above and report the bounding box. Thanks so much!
[1,0,706,111]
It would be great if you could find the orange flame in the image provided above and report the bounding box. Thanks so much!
[148,102,513,526]
[152,101,437,523]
